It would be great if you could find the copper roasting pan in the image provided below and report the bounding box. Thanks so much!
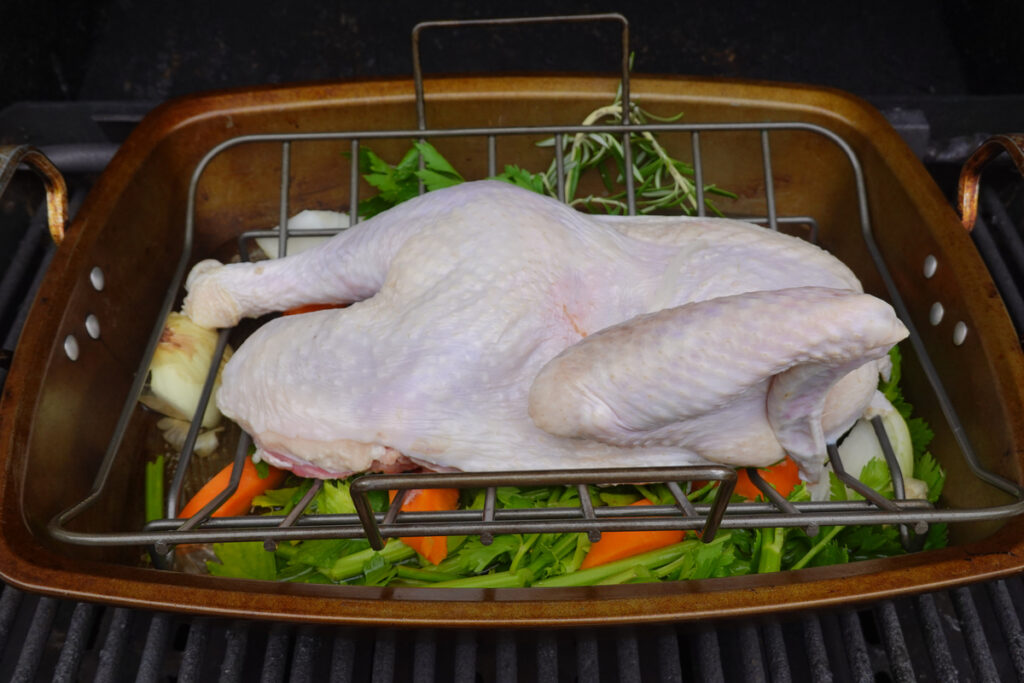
[2,73,1024,627]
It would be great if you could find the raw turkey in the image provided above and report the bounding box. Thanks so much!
[182,180,908,482]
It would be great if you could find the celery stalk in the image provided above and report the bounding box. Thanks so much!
[790,526,845,571]
[395,565,465,583]
[428,568,533,588]
[326,540,416,582]
[145,455,164,523]
[533,541,698,588]
[757,528,786,573]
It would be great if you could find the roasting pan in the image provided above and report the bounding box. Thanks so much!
[3,21,1024,625]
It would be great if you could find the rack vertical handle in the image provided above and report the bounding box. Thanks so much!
[410,13,631,132]
[0,145,68,245]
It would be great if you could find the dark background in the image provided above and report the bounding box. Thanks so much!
[3,0,1022,110]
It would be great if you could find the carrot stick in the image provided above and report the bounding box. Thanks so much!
[179,457,288,519]
[282,303,346,316]
[388,488,460,565]
[733,455,801,500]
[579,499,686,570]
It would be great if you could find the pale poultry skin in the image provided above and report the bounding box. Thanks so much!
[182,181,908,481]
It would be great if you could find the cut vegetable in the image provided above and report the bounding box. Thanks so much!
[156,416,222,456]
[140,312,233,429]
[734,456,802,500]
[179,457,288,519]
[282,303,347,316]
[579,499,686,569]
[145,455,165,523]
[254,209,348,259]
[388,488,460,565]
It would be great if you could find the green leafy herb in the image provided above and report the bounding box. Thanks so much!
[356,140,465,219]
[253,459,271,479]
[914,451,946,504]
[855,458,894,499]
[314,479,357,514]
[251,484,305,513]
[207,541,277,581]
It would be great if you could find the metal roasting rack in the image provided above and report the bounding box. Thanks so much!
[33,15,1024,565]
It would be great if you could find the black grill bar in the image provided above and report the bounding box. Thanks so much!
[138,612,173,682]
[986,579,1024,679]
[177,617,210,683]
[952,586,1002,682]
[330,630,356,683]
[614,627,641,683]
[801,616,832,681]
[838,611,872,680]
[574,629,600,682]
[371,628,397,683]
[220,620,249,683]
[0,586,22,662]
[411,628,436,683]
[876,601,915,682]
[262,622,292,683]
[761,619,793,683]
[291,624,321,683]
[736,624,767,682]
[12,595,57,682]
[536,630,558,682]
[53,601,99,682]
[495,630,516,683]
[94,607,133,681]
[913,593,961,680]
[695,629,724,682]
[454,630,477,683]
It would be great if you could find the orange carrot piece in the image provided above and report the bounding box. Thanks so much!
[179,458,288,519]
[733,456,801,501]
[282,303,346,316]
[579,499,686,570]
[388,488,460,565]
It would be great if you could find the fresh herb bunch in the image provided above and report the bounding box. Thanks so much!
[354,91,736,220]
[523,87,737,215]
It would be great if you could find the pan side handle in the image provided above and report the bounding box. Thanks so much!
[958,133,1024,232]
[0,144,68,245]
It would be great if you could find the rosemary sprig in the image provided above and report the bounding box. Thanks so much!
[531,89,737,216]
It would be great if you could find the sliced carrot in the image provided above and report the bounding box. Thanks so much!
[580,499,686,570]
[733,455,802,501]
[179,458,288,519]
[388,488,460,565]
[282,303,347,316]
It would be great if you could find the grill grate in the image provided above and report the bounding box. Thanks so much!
[3,577,1024,680]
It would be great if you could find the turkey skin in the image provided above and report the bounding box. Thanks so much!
[182,181,907,481]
